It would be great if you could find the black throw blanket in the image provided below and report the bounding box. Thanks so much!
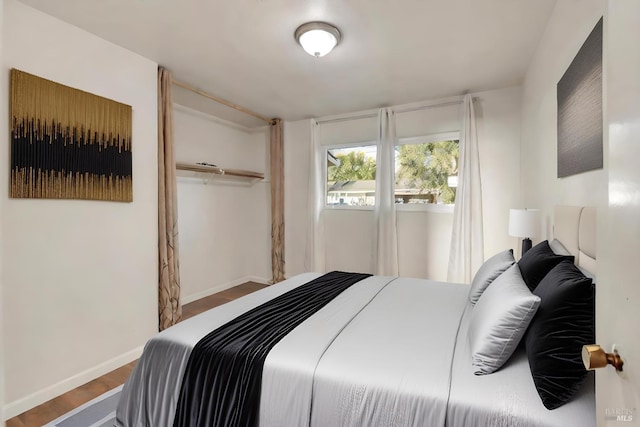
[173,271,372,427]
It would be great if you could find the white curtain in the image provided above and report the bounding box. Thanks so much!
[447,94,484,283]
[373,108,399,276]
[305,120,326,273]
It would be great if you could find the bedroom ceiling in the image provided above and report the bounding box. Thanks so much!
[17,0,557,128]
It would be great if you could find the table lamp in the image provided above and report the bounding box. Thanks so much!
[509,208,541,255]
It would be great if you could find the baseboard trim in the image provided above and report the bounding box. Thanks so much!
[3,346,144,420]
[5,277,273,420]
[181,275,271,305]
[247,276,271,285]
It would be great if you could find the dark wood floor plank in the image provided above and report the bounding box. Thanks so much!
[16,400,66,427]
[5,417,27,427]
[181,295,230,321]
[216,282,267,300]
[6,281,268,427]
[105,362,137,384]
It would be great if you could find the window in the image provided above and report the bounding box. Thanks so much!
[395,136,459,205]
[326,145,377,207]
[324,134,459,209]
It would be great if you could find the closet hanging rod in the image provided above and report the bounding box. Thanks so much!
[176,162,264,180]
[172,79,274,125]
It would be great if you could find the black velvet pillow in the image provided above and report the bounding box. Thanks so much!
[517,240,574,291]
[524,259,594,410]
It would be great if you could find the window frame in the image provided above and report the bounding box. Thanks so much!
[324,141,377,211]
[395,131,460,213]
[322,131,460,212]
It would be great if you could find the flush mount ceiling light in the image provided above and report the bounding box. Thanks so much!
[294,21,341,57]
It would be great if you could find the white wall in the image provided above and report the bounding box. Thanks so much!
[283,119,311,277]
[599,0,640,423]
[285,86,522,280]
[174,106,271,303]
[520,0,608,235]
[1,0,158,417]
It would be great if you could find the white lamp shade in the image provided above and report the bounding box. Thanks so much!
[295,22,341,57]
[508,209,541,238]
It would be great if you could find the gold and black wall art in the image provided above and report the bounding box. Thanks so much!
[10,69,133,202]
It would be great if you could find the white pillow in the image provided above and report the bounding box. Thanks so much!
[549,238,571,256]
[469,264,541,375]
[468,249,515,304]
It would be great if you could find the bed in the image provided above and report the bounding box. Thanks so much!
[116,206,596,427]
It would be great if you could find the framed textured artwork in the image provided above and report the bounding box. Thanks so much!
[10,69,133,202]
[556,18,603,178]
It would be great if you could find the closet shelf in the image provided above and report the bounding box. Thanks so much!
[176,162,264,182]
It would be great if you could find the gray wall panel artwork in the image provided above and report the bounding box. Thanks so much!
[557,17,603,178]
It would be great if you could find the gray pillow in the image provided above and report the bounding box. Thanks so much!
[549,238,571,256]
[469,264,541,375]
[469,249,515,304]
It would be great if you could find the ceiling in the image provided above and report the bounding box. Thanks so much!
[18,0,557,128]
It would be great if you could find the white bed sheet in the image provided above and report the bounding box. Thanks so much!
[259,275,396,426]
[309,278,469,427]
[446,300,596,427]
[260,277,470,427]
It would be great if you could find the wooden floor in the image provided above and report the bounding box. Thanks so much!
[6,281,268,427]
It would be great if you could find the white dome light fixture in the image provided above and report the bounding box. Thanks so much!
[295,22,341,57]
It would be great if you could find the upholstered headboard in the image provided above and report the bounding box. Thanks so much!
[553,206,597,276]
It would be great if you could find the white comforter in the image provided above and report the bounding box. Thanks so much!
[261,275,469,427]
[116,273,594,427]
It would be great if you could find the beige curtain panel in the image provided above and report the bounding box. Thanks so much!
[270,119,286,283]
[158,67,182,330]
